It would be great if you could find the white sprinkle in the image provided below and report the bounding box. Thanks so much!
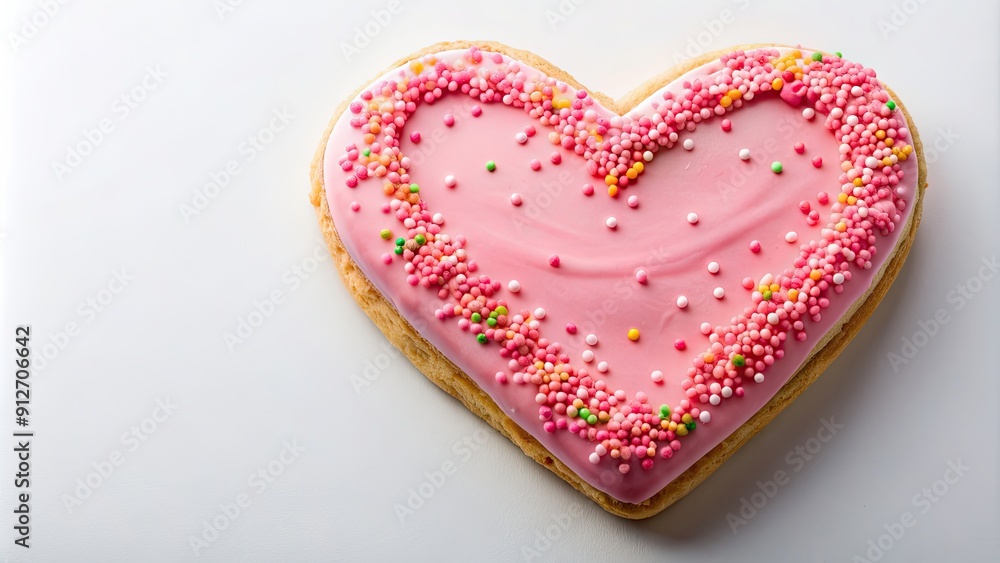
[739,148,751,161]
[833,272,845,285]
[707,261,720,274]
[851,85,864,97]
[713,287,725,299]
[700,322,712,335]
[534,307,546,319]
[444,175,456,187]
[515,131,528,144]
[709,394,721,405]
[802,107,815,120]
[605,216,618,229]
[643,150,654,162]
[721,386,733,398]
[650,370,664,384]
[582,350,595,363]
[585,334,598,346]
[699,411,711,423]
[676,295,688,309]
[589,452,601,464]
[507,280,521,293]
[754,372,765,383]
[510,193,522,206]
[597,361,609,373]
[687,212,699,224]
[432,213,444,224]
[767,312,780,325]
[785,231,798,243]
[865,156,879,169]
[683,138,695,150]
[859,206,869,218]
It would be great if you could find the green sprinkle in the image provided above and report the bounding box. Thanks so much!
[486,160,496,172]
[471,312,481,323]
[763,290,773,301]
[586,414,598,425]
[395,237,405,246]
[414,234,426,245]
[835,51,843,58]
[733,354,745,367]
[362,148,371,157]
[393,246,404,255]
[476,333,487,344]
[811,52,822,62]
[488,311,498,319]
[686,422,697,431]
[886,100,897,111]
[771,161,783,174]
[659,404,671,418]
[486,318,497,328]
[380,229,392,240]
[579,408,591,420]
[409,183,420,193]
[496,305,508,316]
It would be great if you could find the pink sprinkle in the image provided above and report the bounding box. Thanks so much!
[721,119,732,132]
[749,240,761,253]
[817,191,829,204]
[566,323,577,334]
[627,195,639,208]
[471,105,482,117]
[812,156,823,168]
[635,269,648,284]
[674,339,686,350]
[443,114,455,126]
[381,252,393,265]
[495,372,507,384]
[510,193,523,206]
[741,277,755,290]
[700,322,712,335]
[524,125,536,137]
[799,200,811,213]
[582,184,595,196]
[345,176,358,188]
[350,201,360,212]
[794,142,805,154]
[549,255,560,267]
[410,132,421,143]
[550,152,562,165]
[529,159,542,171]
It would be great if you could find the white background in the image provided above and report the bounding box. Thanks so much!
[1,0,998,561]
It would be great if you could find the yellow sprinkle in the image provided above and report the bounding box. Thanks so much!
[838,193,849,204]
[770,283,780,292]
[573,398,584,409]
[788,288,799,302]
[703,353,716,363]
[409,61,423,74]
[554,98,571,109]
[676,425,689,437]
[660,420,670,429]
[882,157,893,166]
[628,328,640,341]
[529,91,543,103]
[668,421,678,431]
[720,96,732,108]
[605,174,618,186]
[632,162,644,173]
[885,138,895,147]
[847,196,858,205]
[903,145,912,155]
[681,413,693,424]
[875,130,886,140]
[810,269,822,281]
[759,285,768,293]
[835,222,848,232]
[771,78,784,90]
[853,177,863,187]
[607,185,619,197]
[727,89,742,100]
[626,168,638,180]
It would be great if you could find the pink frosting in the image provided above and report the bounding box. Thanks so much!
[323,47,917,504]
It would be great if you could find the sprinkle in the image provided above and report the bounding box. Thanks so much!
[627,328,640,341]
[835,51,843,57]
[381,252,392,264]
[741,277,755,290]
[635,269,648,284]
[627,195,639,208]
[515,131,528,144]
[350,202,360,212]
[471,105,482,117]
[529,159,542,171]
[408,183,420,193]
[674,339,686,350]
[582,350,595,363]
[699,411,711,423]
[794,142,805,154]
[676,295,688,309]
[507,280,520,293]
[510,193,522,206]
[749,240,761,253]
[754,373,765,383]
[700,322,712,335]
[410,132,421,143]
[886,100,897,111]
[651,370,664,383]
[785,231,798,243]
[605,216,618,229]
[721,119,731,131]
[565,323,577,334]
[414,234,426,245]
[582,184,594,196]
[597,361,609,373]
[642,150,654,162]
[767,313,780,325]
[732,354,745,367]
[486,161,496,172]
[811,52,823,61]
[585,333,598,346]
[524,125,536,137]
[548,254,560,267]
[476,333,487,344]
[799,200,811,214]
[686,212,699,224]
[379,229,391,240]
[443,114,455,126]
[833,273,845,285]
[444,174,457,187]
[802,107,815,120]
[550,152,562,165]
[812,156,823,168]
[771,161,783,173]
[713,287,725,299]
[683,138,695,150]
[707,261,720,274]
[533,307,546,319]
[739,148,751,160]
[817,192,829,204]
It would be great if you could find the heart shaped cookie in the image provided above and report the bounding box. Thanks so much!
[310,42,925,518]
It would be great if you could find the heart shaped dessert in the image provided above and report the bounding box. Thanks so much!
[310,42,925,518]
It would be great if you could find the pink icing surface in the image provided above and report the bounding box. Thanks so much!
[323,47,917,504]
